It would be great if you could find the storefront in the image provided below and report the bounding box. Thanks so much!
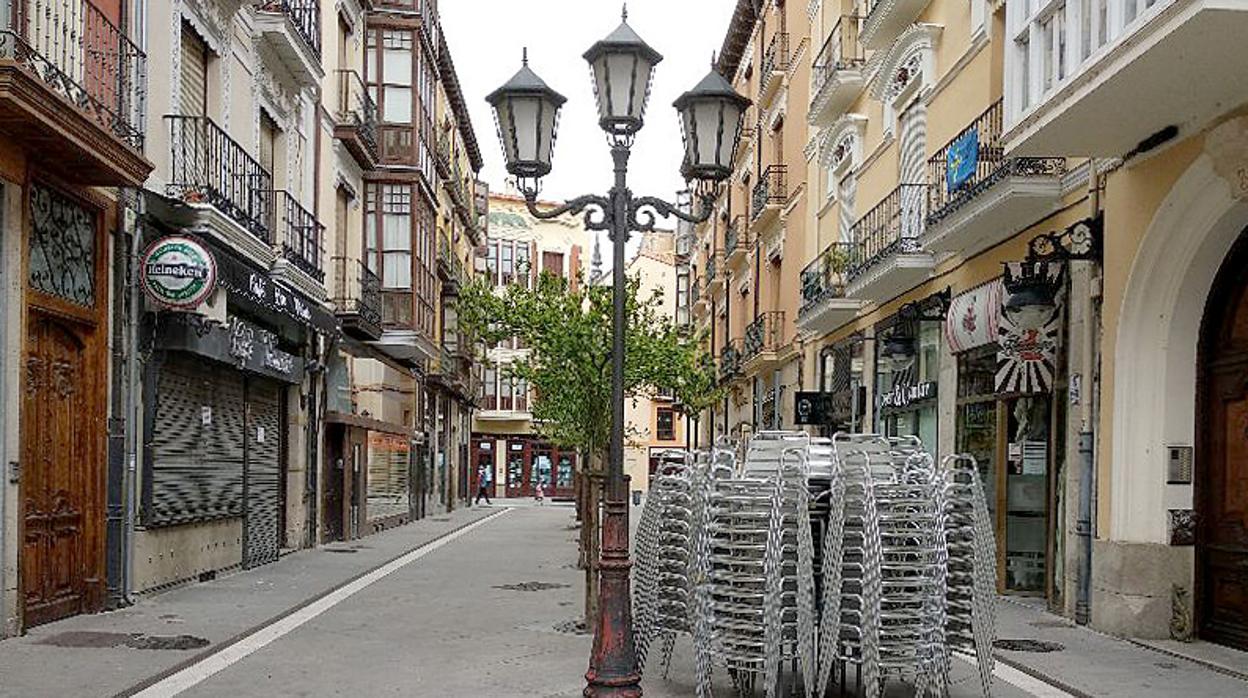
[947,277,1068,601]
[476,436,577,499]
[874,313,942,457]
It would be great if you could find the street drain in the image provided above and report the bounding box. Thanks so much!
[126,635,211,651]
[324,548,358,554]
[1031,619,1075,629]
[554,619,591,635]
[993,639,1065,653]
[431,517,451,522]
[38,631,209,651]
[494,581,572,592]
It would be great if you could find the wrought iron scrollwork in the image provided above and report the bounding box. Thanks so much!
[1026,215,1103,263]
[629,194,714,232]
[520,188,612,231]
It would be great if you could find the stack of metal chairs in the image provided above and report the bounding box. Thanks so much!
[634,450,699,676]
[632,432,997,698]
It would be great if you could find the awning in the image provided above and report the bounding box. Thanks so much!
[945,279,1003,354]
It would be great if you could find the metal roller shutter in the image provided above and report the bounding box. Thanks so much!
[149,354,246,525]
[243,377,283,569]
[180,24,208,118]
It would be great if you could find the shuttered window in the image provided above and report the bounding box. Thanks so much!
[180,24,208,118]
[259,112,279,177]
[147,354,246,526]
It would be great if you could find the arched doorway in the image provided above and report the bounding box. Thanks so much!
[1197,227,1248,650]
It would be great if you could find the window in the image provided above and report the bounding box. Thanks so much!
[365,184,413,289]
[676,270,690,326]
[375,30,413,123]
[516,243,531,287]
[657,408,676,442]
[542,251,564,278]
[180,24,209,118]
[499,373,514,411]
[483,365,498,410]
[259,111,279,177]
[500,242,514,286]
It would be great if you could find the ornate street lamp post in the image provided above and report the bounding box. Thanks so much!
[487,8,750,696]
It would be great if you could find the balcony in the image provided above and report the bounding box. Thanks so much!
[332,257,383,341]
[0,0,151,185]
[706,252,724,295]
[759,31,789,107]
[254,1,324,87]
[435,130,452,179]
[926,100,1066,258]
[166,115,274,263]
[445,161,472,225]
[798,242,862,334]
[470,179,489,247]
[751,165,787,232]
[691,277,709,318]
[859,0,932,49]
[845,183,935,302]
[742,311,786,374]
[719,338,744,384]
[375,290,438,365]
[335,70,378,169]
[809,16,866,126]
[271,191,325,297]
[437,233,465,294]
[428,346,470,399]
[724,215,751,269]
[736,107,757,160]
[1003,0,1248,158]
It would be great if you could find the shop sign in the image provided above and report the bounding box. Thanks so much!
[794,391,833,425]
[997,262,1064,395]
[946,127,979,193]
[878,381,937,410]
[227,317,299,381]
[945,279,1002,353]
[141,236,216,309]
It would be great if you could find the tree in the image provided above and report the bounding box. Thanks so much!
[458,269,720,623]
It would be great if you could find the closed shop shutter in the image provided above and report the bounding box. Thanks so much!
[149,353,245,525]
[180,25,208,118]
[243,377,284,569]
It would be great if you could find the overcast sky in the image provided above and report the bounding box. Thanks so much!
[440,0,738,268]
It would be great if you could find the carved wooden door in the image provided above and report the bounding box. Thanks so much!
[1200,237,1248,650]
[21,312,104,627]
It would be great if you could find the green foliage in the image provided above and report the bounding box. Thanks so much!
[458,270,721,462]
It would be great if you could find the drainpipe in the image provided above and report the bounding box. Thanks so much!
[122,196,146,604]
[1075,159,1101,625]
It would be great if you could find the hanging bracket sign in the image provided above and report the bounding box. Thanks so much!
[141,236,217,309]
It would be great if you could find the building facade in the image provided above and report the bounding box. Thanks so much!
[0,0,486,637]
[471,191,585,500]
[623,230,688,493]
[686,0,1248,650]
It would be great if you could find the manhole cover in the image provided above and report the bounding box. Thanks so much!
[125,634,210,651]
[994,639,1065,653]
[37,632,210,651]
[494,581,572,592]
[554,619,591,635]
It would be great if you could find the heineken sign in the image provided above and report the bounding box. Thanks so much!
[142,236,217,309]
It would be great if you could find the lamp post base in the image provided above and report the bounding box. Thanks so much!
[584,497,642,698]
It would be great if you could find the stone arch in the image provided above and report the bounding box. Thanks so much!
[1110,146,1248,543]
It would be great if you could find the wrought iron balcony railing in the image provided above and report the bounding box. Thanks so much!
[705,253,719,285]
[435,129,452,178]
[336,69,378,161]
[724,215,750,258]
[331,256,382,330]
[166,115,274,241]
[800,241,855,315]
[1,0,147,150]
[256,1,322,58]
[719,338,744,381]
[926,99,1067,227]
[274,191,324,281]
[762,31,790,79]
[752,165,788,221]
[743,311,784,362]
[812,16,864,97]
[847,183,929,281]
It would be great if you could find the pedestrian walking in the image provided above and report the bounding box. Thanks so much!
[475,464,492,505]
[535,481,545,506]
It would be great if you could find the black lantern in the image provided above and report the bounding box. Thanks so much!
[486,50,567,180]
[583,7,663,139]
[674,66,751,182]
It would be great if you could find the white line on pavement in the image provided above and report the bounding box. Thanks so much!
[956,651,1077,698]
[132,508,512,698]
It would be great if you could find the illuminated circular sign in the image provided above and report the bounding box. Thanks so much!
[141,236,217,309]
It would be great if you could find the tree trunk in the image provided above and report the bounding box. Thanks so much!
[582,454,605,627]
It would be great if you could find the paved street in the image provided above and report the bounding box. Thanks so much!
[1,504,1246,697]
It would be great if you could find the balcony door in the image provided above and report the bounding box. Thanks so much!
[180,24,208,118]
[899,103,927,243]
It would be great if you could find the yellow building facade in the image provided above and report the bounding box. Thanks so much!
[691,0,1248,648]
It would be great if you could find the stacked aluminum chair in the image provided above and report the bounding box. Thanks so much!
[939,454,998,696]
[691,434,816,698]
[816,434,951,698]
[633,450,698,676]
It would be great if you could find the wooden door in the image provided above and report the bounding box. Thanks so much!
[1199,234,1248,650]
[21,313,104,626]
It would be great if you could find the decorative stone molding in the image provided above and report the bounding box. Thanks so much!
[818,113,868,174]
[867,23,942,102]
[1205,115,1248,201]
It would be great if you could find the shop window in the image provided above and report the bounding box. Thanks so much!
[366,432,411,522]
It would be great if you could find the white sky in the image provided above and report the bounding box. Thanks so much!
[440,0,739,269]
